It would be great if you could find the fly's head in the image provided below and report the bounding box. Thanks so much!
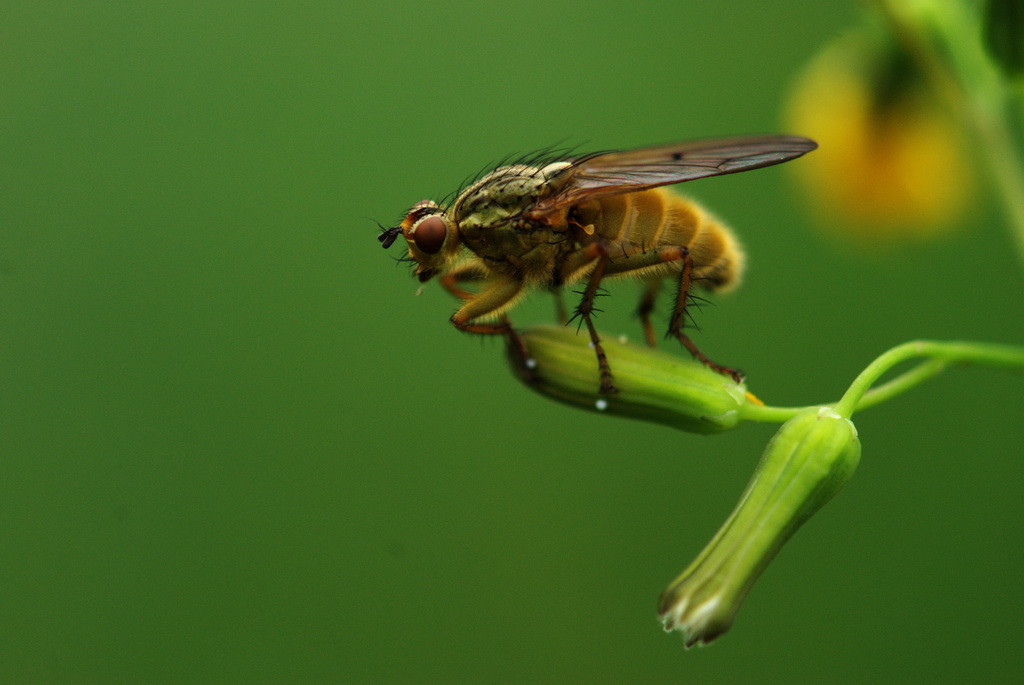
[378,200,460,283]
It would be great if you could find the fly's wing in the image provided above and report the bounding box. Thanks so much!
[528,135,816,217]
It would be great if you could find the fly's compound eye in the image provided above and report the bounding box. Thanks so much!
[412,215,447,255]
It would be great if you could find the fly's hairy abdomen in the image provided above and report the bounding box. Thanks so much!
[574,188,745,292]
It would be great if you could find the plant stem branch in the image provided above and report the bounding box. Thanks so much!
[834,340,1024,418]
[745,341,1024,422]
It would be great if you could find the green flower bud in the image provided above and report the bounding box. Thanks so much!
[658,407,861,647]
[509,325,747,434]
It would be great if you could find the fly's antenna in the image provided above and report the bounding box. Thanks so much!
[378,225,402,249]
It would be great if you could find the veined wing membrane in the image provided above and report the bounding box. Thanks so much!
[530,135,817,215]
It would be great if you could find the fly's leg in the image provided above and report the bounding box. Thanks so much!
[662,247,744,383]
[441,263,521,349]
[568,245,617,395]
[636,280,660,348]
[552,288,568,325]
[597,245,743,383]
[439,261,488,302]
[447,275,535,381]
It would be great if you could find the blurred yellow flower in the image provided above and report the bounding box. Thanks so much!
[785,29,974,242]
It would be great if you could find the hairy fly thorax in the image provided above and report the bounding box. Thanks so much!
[452,162,575,283]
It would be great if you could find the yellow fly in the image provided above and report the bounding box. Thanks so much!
[379,135,817,394]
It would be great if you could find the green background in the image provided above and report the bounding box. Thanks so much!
[3,2,1023,682]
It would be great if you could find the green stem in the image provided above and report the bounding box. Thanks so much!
[739,402,808,423]
[833,340,1024,418]
[853,357,947,411]
[743,341,1024,422]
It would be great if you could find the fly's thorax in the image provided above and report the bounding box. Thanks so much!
[453,161,572,231]
[443,161,574,281]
